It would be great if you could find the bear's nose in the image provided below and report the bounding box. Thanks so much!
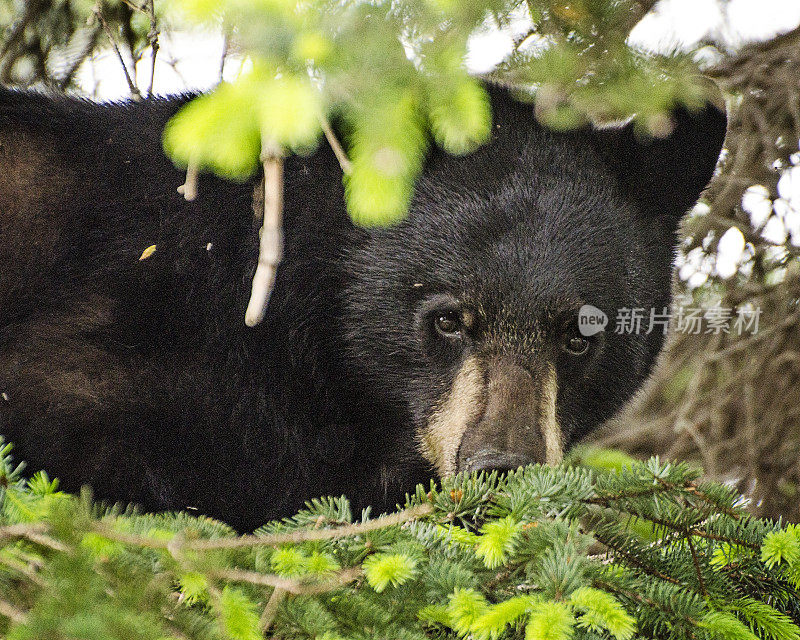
[461,448,532,474]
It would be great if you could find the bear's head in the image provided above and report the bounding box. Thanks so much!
[344,84,726,480]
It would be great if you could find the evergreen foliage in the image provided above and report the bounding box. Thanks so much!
[159,0,713,225]
[2,439,800,639]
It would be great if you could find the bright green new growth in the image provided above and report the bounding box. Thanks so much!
[163,70,322,179]
[161,0,717,227]
[219,586,262,640]
[526,601,574,640]
[447,587,490,635]
[475,514,523,568]
[343,90,428,225]
[363,552,419,592]
[761,525,800,569]
[427,77,492,155]
[472,595,539,639]
[569,587,635,639]
[3,439,800,640]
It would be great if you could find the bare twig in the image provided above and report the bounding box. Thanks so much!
[320,117,352,175]
[0,523,70,552]
[93,3,141,100]
[244,139,284,327]
[177,161,199,201]
[57,24,102,91]
[145,0,159,96]
[218,33,229,84]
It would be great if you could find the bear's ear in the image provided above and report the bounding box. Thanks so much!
[590,101,727,221]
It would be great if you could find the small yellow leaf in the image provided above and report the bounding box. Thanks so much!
[139,245,157,261]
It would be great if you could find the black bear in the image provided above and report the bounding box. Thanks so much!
[0,84,726,532]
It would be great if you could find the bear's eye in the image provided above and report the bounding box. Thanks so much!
[563,335,590,356]
[434,311,462,338]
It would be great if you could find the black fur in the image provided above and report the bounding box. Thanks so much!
[0,85,726,531]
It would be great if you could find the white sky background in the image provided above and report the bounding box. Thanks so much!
[75,0,800,288]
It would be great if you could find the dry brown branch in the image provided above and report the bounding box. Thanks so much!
[57,24,103,91]
[588,18,800,522]
[0,523,70,552]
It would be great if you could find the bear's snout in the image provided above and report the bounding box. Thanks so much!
[455,357,562,475]
[420,355,563,478]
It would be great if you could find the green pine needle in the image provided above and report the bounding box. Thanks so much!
[472,595,540,640]
[730,597,800,640]
[700,611,760,640]
[271,546,310,577]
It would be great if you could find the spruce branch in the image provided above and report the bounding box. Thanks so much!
[211,566,362,594]
[89,503,434,551]
[0,599,26,624]
[0,523,69,552]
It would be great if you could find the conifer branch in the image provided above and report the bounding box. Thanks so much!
[687,536,708,599]
[0,523,69,552]
[211,567,361,594]
[591,530,684,586]
[259,587,286,632]
[0,599,26,624]
[90,503,434,551]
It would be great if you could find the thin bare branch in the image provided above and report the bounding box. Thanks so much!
[146,0,159,96]
[177,161,199,201]
[320,117,352,175]
[245,140,284,327]
[93,3,141,100]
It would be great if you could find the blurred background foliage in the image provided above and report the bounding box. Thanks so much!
[1,0,800,520]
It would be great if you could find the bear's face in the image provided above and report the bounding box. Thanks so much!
[344,86,727,479]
